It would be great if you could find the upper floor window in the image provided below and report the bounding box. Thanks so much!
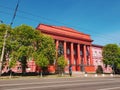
[17,67,21,70]
[68,58,70,64]
[80,51,82,55]
[86,50,89,56]
[67,48,70,55]
[74,59,76,65]
[74,49,76,55]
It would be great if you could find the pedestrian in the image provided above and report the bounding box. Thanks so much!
[69,65,72,76]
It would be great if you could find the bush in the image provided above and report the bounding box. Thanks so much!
[96,65,103,74]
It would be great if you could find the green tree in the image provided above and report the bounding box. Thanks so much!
[33,34,56,76]
[8,52,17,78]
[0,24,6,55]
[0,24,56,75]
[39,34,56,64]
[102,44,120,73]
[34,52,49,77]
[0,24,11,75]
[57,55,67,76]
[7,25,36,75]
[96,65,103,74]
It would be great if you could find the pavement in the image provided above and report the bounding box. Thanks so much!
[0,73,119,80]
[0,76,120,90]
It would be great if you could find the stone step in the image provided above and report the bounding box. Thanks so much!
[64,71,85,76]
[72,71,85,76]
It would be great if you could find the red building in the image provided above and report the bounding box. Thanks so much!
[36,24,95,73]
[3,24,103,74]
[92,44,112,73]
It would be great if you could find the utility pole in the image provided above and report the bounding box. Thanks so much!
[0,24,8,76]
[0,20,4,76]
[0,0,19,76]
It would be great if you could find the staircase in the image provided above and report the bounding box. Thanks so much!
[72,71,85,77]
[64,71,85,77]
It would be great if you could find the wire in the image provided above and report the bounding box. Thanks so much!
[10,0,20,26]
[0,20,3,23]
[0,10,117,45]
[0,5,119,45]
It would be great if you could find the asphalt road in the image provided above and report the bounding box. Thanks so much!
[0,77,120,90]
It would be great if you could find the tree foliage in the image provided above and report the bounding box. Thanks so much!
[96,65,103,74]
[9,52,18,68]
[34,52,49,69]
[57,55,67,76]
[0,24,11,59]
[38,34,56,64]
[0,24,56,74]
[57,55,67,69]
[7,25,37,74]
[102,44,120,70]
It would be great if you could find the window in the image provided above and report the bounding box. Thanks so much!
[67,48,70,55]
[68,59,70,64]
[80,51,82,55]
[17,67,21,70]
[87,50,89,56]
[74,49,76,55]
[7,67,9,70]
[95,51,97,56]
[74,59,76,64]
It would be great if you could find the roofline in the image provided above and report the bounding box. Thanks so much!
[36,23,91,36]
[92,44,104,48]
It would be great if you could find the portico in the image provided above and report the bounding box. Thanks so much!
[37,24,95,72]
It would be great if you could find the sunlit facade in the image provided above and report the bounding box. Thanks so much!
[2,24,112,74]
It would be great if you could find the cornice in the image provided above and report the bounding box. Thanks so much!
[36,24,93,42]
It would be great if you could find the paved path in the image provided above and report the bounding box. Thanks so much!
[0,77,120,90]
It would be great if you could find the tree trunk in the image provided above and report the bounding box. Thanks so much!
[61,71,64,76]
[41,70,43,77]
[9,69,12,79]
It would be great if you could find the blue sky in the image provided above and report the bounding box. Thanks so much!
[0,0,120,45]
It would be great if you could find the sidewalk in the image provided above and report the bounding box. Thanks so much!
[0,74,119,80]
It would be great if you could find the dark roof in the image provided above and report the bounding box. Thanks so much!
[92,44,104,48]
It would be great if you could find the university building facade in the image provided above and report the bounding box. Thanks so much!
[2,24,112,73]
[36,24,95,73]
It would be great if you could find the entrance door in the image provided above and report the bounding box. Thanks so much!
[80,58,84,72]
